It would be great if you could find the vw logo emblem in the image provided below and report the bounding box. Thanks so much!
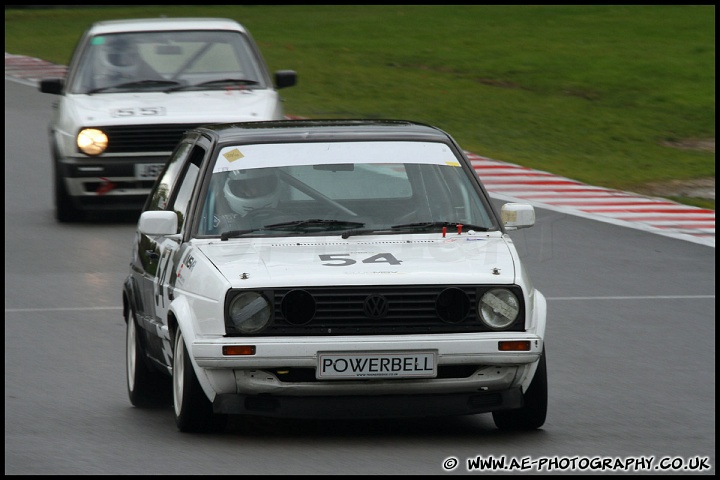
[363,294,389,318]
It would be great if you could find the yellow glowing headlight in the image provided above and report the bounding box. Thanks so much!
[77,128,108,155]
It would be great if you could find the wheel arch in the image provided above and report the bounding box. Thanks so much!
[168,296,221,403]
[122,275,142,324]
[515,289,547,392]
[532,289,548,340]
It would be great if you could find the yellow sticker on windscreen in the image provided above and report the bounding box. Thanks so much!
[223,148,245,162]
[445,160,461,167]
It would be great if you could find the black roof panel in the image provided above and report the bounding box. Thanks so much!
[195,119,455,145]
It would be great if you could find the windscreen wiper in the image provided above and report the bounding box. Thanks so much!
[390,221,492,232]
[166,78,259,92]
[221,219,365,241]
[342,221,491,239]
[341,228,390,239]
[265,219,365,231]
[87,79,181,94]
[220,228,262,241]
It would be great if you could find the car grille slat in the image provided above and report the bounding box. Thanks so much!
[97,124,203,154]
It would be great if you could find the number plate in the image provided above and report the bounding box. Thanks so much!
[135,163,165,180]
[317,351,437,379]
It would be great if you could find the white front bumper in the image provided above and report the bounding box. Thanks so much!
[192,332,543,397]
[193,332,543,369]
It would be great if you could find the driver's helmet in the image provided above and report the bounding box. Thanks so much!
[223,168,281,216]
[100,36,141,77]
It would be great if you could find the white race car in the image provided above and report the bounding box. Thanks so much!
[39,17,296,222]
[122,119,547,433]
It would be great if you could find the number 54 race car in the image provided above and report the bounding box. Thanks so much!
[122,119,548,433]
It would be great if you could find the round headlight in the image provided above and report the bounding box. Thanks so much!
[229,292,272,334]
[77,128,108,155]
[478,288,520,329]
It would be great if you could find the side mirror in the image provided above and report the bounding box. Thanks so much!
[275,70,297,89]
[501,203,535,230]
[39,78,64,95]
[138,210,179,236]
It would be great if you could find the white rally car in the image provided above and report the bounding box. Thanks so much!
[122,119,547,433]
[39,17,296,222]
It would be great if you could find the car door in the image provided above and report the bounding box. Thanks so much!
[134,140,206,366]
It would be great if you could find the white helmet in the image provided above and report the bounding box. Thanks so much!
[223,168,281,216]
[100,36,141,77]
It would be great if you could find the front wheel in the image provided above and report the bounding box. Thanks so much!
[173,330,227,433]
[492,348,548,431]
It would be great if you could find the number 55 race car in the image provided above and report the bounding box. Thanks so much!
[39,17,296,222]
[122,119,547,433]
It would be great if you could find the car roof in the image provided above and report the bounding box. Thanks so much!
[195,120,455,145]
[86,17,247,35]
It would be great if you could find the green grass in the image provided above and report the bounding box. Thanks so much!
[5,5,715,209]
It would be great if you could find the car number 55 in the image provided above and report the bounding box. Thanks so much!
[111,107,166,117]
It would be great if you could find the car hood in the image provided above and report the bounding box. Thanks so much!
[64,89,282,125]
[196,234,518,288]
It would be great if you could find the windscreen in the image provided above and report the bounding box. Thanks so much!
[197,141,499,237]
[70,30,267,93]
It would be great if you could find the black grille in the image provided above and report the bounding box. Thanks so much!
[94,124,202,154]
[225,284,525,336]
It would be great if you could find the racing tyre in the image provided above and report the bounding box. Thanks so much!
[54,163,83,223]
[126,311,171,407]
[173,330,228,433]
[492,348,547,431]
